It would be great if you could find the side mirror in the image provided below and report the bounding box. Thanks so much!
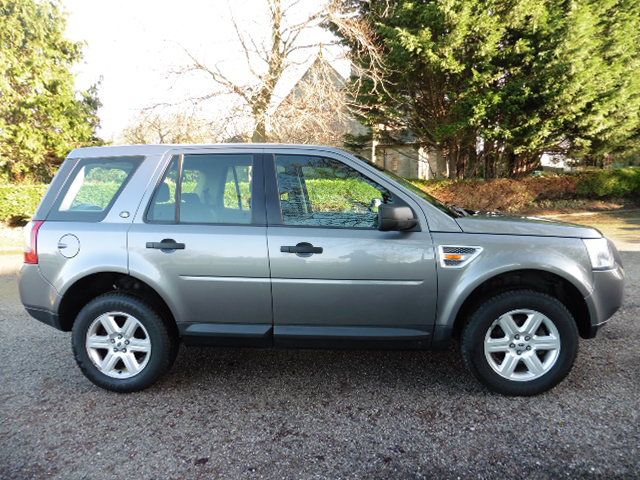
[378,204,418,231]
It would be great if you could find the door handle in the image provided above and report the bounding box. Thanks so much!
[280,242,323,255]
[146,239,185,251]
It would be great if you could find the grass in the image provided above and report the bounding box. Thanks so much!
[0,226,23,253]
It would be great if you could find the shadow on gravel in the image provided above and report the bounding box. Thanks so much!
[162,343,476,396]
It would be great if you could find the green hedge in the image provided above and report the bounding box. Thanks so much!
[576,167,640,197]
[306,178,380,211]
[0,184,49,225]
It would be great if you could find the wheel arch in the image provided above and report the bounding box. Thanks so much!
[57,271,178,334]
[448,269,591,340]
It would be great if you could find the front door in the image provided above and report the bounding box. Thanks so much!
[265,151,438,348]
[128,150,272,345]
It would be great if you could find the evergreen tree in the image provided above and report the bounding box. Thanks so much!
[0,0,101,181]
[335,0,640,177]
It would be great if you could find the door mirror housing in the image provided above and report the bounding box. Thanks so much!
[378,204,418,231]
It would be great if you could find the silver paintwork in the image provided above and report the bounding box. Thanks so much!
[484,309,560,381]
[128,223,273,327]
[19,144,625,376]
[431,232,598,328]
[456,215,602,239]
[268,227,437,329]
[86,312,151,378]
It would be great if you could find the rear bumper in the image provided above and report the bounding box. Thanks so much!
[583,263,625,338]
[19,264,64,330]
[24,306,63,330]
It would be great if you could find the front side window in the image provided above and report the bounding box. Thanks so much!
[275,155,392,229]
[147,154,254,224]
[50,156,142,221]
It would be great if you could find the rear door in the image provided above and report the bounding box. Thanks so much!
[128,149,272,345]
[264,149,438,347]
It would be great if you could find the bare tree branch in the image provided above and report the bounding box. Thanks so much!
[229,7,264,78]
[165,0,385,143]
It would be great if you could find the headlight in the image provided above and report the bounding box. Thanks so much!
[582,238,615,270]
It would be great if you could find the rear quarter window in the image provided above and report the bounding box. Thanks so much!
[48,156,142,222]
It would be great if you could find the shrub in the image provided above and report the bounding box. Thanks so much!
[414,168,639,213]
[415,178,536,212]
[71,182,124,210]
[576,168,640,198]
[0,184,48,225]
[521,175,579,200]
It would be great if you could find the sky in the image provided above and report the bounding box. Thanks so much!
[61,0,348,141]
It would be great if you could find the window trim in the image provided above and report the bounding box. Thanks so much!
[265,153,417,231]
[47,156,143,222]
[144,152,266,226]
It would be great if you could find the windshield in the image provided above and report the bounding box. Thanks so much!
[351,154,461,218]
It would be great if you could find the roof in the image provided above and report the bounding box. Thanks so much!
[272,52,347,114]
[68,143,351,159]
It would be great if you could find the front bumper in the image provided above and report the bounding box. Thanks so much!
[583,263,625,338]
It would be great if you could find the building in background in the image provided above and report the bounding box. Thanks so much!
[271,52,443,180]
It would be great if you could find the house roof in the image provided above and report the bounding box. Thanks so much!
[272,50,347,113]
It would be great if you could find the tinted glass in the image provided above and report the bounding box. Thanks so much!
[147,154,254,224]
[50,156,142,221]
[275,155,390,229]
[59,162,136,212]
[352,153,461,218]
[224,164,252,210]
[147,156,178,222]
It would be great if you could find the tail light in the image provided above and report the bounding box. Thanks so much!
[24,220,44,264]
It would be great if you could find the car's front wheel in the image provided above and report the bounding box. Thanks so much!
[72,293,177,392]
[461,290,579,396]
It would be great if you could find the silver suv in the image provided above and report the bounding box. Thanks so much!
[19,145,625,395]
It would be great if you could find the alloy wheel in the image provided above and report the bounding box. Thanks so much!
[483,309,561,382]
[85,311,151,379]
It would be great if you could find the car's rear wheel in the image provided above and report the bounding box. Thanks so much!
[72,293,177,392]
[461,290,579,396]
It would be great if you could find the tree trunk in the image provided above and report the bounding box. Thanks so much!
[251,120,267,143]
[505,145,518,177]
[251,102,268,143]
[446,153,456,179]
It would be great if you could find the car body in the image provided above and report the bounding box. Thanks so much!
[19,144,625,395]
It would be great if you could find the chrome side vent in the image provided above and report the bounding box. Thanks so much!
[438,245,483,268]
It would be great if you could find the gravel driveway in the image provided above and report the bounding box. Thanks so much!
[1,214,638,479]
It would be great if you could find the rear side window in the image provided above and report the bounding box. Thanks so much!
[146,153,256,225]
[49,156,142,222]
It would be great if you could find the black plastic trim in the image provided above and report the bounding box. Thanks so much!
[273,325,432,349]
[585,318,609,339]
[431,325,453,350]
[263,152,282,225]
[24,306,64,331]
[179,323,273,347]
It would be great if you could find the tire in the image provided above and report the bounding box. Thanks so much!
[72,293,178,392]
[461,290,579,396]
